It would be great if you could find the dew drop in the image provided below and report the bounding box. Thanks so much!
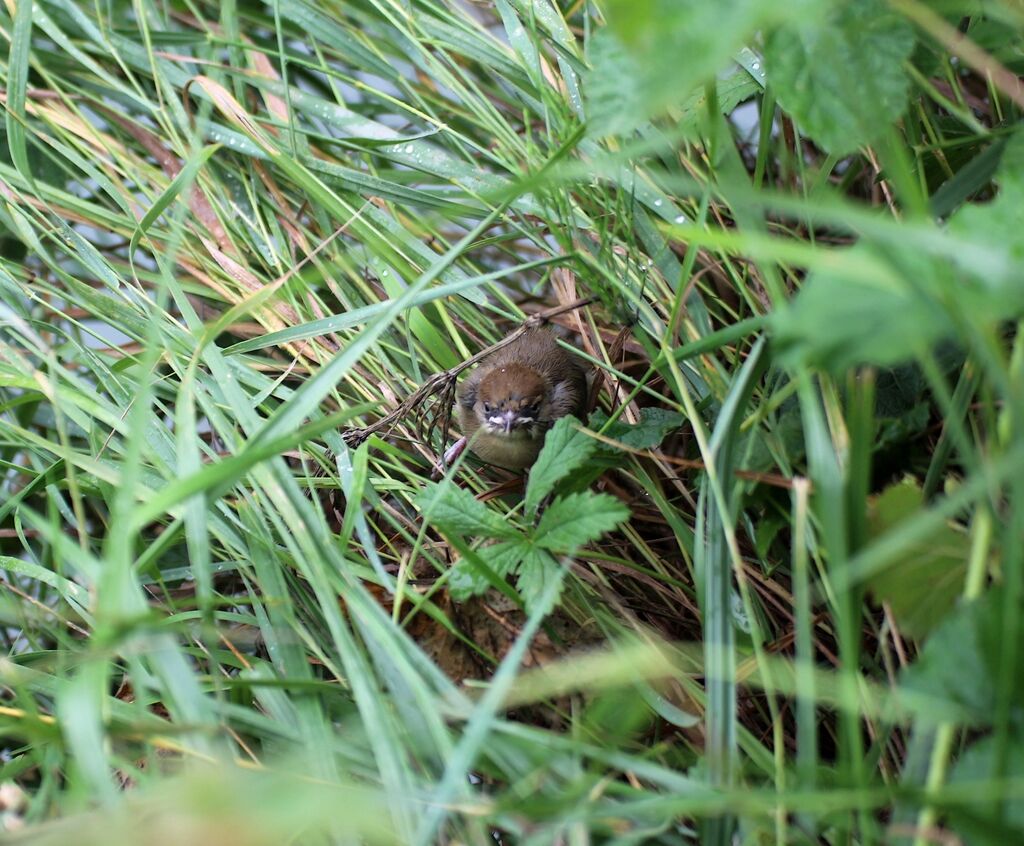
[752,62,760,70]
[674,214,685,223]
[406,144,415,153]
[653,199,662,207]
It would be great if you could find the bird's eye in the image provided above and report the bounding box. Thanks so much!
[482,402,492,413]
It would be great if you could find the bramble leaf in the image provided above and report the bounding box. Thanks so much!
[417,482,519,539]
[587,0,802,135]
[525,416,595,515]
[901,588,1024,725]
[449,540,529,600]
[535,492,629,552]
[591,407,685,451]
[766,0,915,154]
[514,547,563,615]
[774,133,1024,372]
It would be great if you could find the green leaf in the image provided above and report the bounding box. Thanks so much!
[448,541,528,600]
[873,363,934,452]
[223,262,563,356]
[56,663,118,802]
[587,0,794,135]
[278,1,398,82]
[775,131,1024,372]
[948,734,1024,843]
[772,244,954,372]
[5,0,34,182]
[901,588,1024,725]
[417,483,521,540]
[535,493,629,552]
[591,407,685,451]
[864,478,968,639]
[524,416,595,515]
[930,136,1008,218]
[765,0,915,155]
[947,130,1024,298]
[514,547,563,615]
[753,512,787,559]
[0,554,90,613]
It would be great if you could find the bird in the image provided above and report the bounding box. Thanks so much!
[443,327,588,471]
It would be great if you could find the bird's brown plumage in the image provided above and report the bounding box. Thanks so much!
[455,328,588,469]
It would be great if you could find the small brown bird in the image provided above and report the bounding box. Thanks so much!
[443,328,588,470]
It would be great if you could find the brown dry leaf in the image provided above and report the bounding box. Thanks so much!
[252,160,310,254]
[103,109,235,254]
[191,76,276,156]
[198,237,308,344]
[249,51,290,123]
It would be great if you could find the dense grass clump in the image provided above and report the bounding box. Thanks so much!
[0,0,1022,843]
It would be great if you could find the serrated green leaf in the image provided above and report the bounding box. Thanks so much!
[417,483,521,540]
[525,416,595,514]
[535,493,629,552]
[514,547,563,615]
[591,407,685,450]
[766,0,914,155]
[449,540,529,600]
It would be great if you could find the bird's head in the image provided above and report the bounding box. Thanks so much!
[475,363,547,437]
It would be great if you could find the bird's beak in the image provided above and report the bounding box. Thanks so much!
[500,410,517,433]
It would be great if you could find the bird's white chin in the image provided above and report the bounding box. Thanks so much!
[484,425,536,439]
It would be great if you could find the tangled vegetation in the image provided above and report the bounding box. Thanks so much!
[0,0,1021,843]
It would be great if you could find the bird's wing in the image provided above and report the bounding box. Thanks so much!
[457,366,483,410]
[549,368,587,419]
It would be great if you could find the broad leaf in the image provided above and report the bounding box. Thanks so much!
[449,541,529,600]
[591,407,685,451]
[774,132,1024,372]
[766,0,915,154]
[901,588,1024,725]
[865,478,968,639]
[773,244,953,372]
[586,0,803,135]
[417,482,520,539]
[525,416,596,515]
[535,492,630,552]
[947,734,1024,843]
[514,547,564,615]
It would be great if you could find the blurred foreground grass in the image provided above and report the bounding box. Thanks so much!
[0,0,1023,843]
